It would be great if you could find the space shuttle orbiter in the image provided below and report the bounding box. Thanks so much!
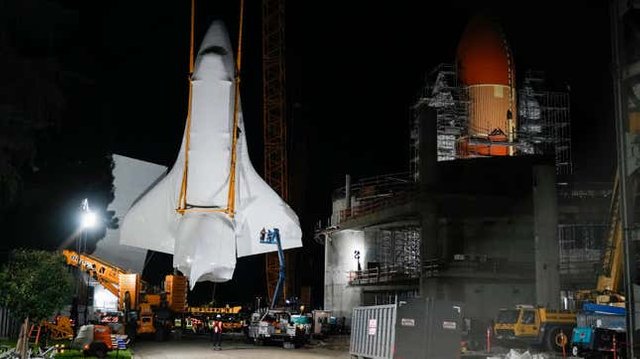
[119,21,302,288]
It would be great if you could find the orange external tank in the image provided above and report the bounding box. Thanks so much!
[457,14,516,156]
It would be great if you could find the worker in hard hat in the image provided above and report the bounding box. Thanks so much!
[211,314,223,350]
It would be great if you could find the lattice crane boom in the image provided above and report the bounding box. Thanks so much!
[262,0,290,305]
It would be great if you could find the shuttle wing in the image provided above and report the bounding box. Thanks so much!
[92,154,167,273]
[120,21,302,287]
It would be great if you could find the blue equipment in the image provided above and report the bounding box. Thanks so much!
[260,228,285,309]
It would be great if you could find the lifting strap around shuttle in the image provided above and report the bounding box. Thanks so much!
[177,0,245,218]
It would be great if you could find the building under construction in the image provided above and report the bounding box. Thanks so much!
[320,13,613,327]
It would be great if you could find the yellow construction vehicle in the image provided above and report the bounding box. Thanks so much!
[574,173,626,307]
[43,315,74,341]
[62,250,188,340]
[187,305,242,315]
[568,173,628,358]
[494,175,625,350]
[187,305,245,333]
[494,305,576,352]
[26,315,75,348]
[494,173,626,352]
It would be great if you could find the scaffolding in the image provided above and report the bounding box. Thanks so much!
[375,227,421,276]
[558,223,609,289]
[411,64,469,180]
[517,71,573,182]
[411,65,572,184]
[347,226,422,286]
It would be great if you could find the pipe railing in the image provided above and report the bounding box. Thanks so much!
[347,257,541,286]
[339,191,414,222]
[335,172,416,222]
[348,260,440,286]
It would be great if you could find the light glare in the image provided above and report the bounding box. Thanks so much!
[81,211,97,229]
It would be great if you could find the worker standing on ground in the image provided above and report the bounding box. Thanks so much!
[212,314,223,350]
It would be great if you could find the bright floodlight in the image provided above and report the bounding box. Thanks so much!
[81,211,97,229]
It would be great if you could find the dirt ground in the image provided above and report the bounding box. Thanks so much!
[131,334,351,359]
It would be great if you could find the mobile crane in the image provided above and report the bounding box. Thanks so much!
[493,305,576,352]
[494,173,627,353]
[62,250,188,340]
[574,173,626,307]
[570,173,628,357]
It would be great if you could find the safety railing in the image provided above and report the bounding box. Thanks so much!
[336,172,416,223]
[348,260,440,286]
[557,182,612,199]
[348,258,539,285]
[559,260,600,275]
[446,258,535,276]
[339,192,414,222]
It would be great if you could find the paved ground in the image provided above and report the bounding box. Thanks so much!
[131,334,351,359]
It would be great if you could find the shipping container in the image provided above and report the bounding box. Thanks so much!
[394,298,463,359]
[350,304,396,359]
[349,298,463,359]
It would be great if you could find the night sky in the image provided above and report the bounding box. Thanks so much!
[0,0,614,306]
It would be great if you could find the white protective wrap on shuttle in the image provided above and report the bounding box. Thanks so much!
[119,21,302,287]
[92,154,167,273]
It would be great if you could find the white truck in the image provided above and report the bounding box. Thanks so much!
[246,309,304,348]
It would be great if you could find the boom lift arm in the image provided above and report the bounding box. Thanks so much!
[260,228,285,309]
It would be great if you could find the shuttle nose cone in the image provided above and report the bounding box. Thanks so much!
[456,14,514,86]
[194,20,235,80]
[198,21,231,55]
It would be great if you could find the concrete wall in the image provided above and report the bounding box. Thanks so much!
[425,214,538,322]
[424,279,536,320]
[419,159,559,324]
[463,282,536,319]
[455,217,534,263]
[324,229,365,324]
[533,164,561,309]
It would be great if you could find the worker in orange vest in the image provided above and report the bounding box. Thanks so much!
[211,314,223,350]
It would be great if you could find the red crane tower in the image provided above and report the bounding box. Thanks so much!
[262,0,293,306]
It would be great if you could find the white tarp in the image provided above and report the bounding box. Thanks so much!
[120,21,302,287]
[499,349,548,359]
[92,154,167,273]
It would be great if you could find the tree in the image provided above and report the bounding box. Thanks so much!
[0,249,73,357]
